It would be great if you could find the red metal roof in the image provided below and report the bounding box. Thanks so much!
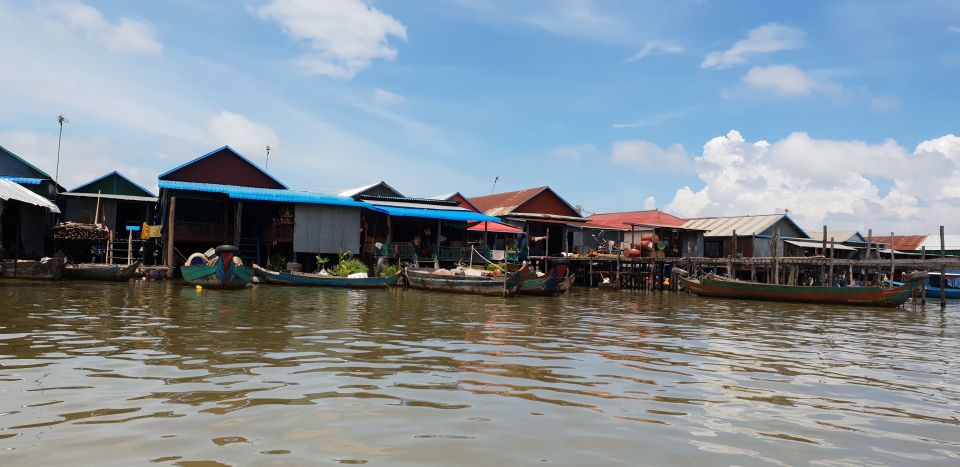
[870,235,927,251]
[586,210,687,229]
[468,186,580,217]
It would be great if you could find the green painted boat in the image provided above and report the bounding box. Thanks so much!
[181,261,253,290]
[519,265,572,296]
[677,270,927,307]
[254,266,399,288]
[65,261,140,282]
[405,264,529,296]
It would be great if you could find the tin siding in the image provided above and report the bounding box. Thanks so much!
[293,204,361,254]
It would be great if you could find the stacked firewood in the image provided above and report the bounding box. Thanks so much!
[51,222,109,241]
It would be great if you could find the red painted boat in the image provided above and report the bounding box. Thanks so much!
[676,271,927,307]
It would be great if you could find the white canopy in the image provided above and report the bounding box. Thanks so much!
[0,179,60,213]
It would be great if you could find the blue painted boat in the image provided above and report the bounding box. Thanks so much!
[253,266,399,288]
[891,271,960,299]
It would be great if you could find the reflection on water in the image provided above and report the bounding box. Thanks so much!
[1,281,958,465]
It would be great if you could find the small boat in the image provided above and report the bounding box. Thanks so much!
[405,263,529,296]
[180,245,253,290]
[675,269,927,307]
[253,266,399,288]
[557,274,576,293]
[519,265,572,296]
[889,271,960,300]
[65,261,140,282]
[0,258,65,280]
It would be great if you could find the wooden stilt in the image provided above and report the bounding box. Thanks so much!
[165,196,176,279]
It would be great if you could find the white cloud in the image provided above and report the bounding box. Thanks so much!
[551,143,598,161]
[702,23,804,69]
[47,0,162,54]
[611,140,692,172]
[870,96,900,112]
[665,130,960,233]
[372,88,405,106]
[742,65,839,96]
[206,111,278,160]
[948,26,960,33]
[643,196,656,210]
[625,40,683,62]
[255,0,407,79]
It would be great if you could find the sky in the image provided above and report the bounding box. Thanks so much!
[0,0,959,235]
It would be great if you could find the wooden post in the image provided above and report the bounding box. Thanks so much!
[729,229,737,278]
[435,219,441,269]
[921,246,927,305]
[848,263,854,287]
[889,231,895,282]
[165,196,176,279]
[822,225,827,256]
[772,228,780,285]
[233,200,243,246]
[829,237,835,286]
[589,259,593,287]
[940,225,946,308]
[127,229,133,265]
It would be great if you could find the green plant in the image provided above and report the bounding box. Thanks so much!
[270,254,288,270]
[331,251,369,277]
[315,255,330,272]
[379,264,398,277]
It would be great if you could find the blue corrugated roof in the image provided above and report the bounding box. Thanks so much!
[375,205,500,222]
[158,180,376,209]
[0,176,42,185]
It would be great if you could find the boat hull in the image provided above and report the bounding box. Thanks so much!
[0,258,65,280]
[65,262,140,282]
[181,264,253,290]
[519,266,571,296]
[255,268,398,288]
[680,273,926,307]
[405,265,528,296]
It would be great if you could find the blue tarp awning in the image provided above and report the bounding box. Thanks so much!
[157,180,375,209]
[0,176,42,185]
[375,205,499,223]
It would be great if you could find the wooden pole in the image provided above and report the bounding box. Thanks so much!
[165,196,176,279]
[848,263,854,287]
[940,225,946,308]
[729,229,737,278]
[233,200,243,246]
[127,228,133,265]
[921,246,927,305]
[889,231,895,282]
[435,219,441,269]
[829,237,835,286]
[822,225,827,256]
[772,228,780,285]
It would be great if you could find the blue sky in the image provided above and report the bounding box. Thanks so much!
[1,0,959,233]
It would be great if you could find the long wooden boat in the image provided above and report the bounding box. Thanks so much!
[890,272,960,299]
[519,265,572,296]
[254,266,399,288]
[0,258,65,280]
[181,262,253,290]
[65,261,140,282]
[677,270,927,307]
[405,264,529,296]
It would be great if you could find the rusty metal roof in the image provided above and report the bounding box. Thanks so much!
[681,214,803,238]
[870,235,927,251]
[468,186,581,218]
[587,210,687,229]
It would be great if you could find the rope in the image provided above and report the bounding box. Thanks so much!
[470,246,504,271]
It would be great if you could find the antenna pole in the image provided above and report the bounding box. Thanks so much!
[265,145,271,171]
[55,114,68,188]
[490,176,499,194]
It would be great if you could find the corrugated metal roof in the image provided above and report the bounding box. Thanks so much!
[0,179,60,213]
[805,230,864,243]
[785,239,857,251]
[682,214,792,237]
[338,181,403,198]
[157,180,374,209]
[365,199,470,211]
[59,192,158,202]
[918,235,960,251]
[468,186,581,218]
[587,210,687,229]
[375,205,499,222]
[871,235,927,251]
[0,176,42,185]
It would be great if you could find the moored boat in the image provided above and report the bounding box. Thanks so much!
[180,245,252,290]
[65,261,140,282]
[676,269,927,307]
[889,271,960,300]
[0,258,65,280]
[405,263,529,296]
[519,265,571,296]
[253,266,399,288]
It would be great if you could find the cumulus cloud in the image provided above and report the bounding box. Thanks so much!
[256,0,407,79]
[665,130,960,232]
[643,196,656,210]
[372,88,405,106]
[742,65,839,96]
[47,0,162,54]
[611,140,692,172]
[625,40,683,62]
[702,23,803,69]
[551,143,598,161]
[207,111,278,159]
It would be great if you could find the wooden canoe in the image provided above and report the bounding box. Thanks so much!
[405,264,529,296]
[677,271,927,307]
[254,266,399,288]
[181,262,253,290]
[65,261,140,282]
[0,258,65,280]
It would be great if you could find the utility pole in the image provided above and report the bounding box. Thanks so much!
[265,145,271,171]
[490,176,499,194]
[55,114,69,188]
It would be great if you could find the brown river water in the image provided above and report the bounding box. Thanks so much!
[1,281,958,466]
